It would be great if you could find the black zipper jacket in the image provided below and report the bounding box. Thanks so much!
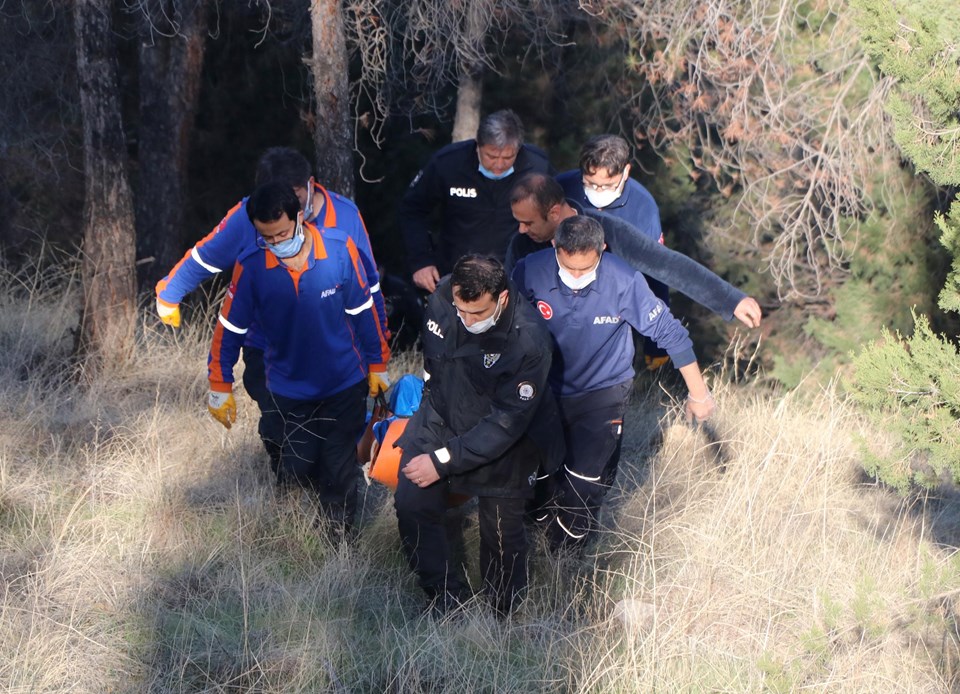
[396,278,564,498]
[399,140,553,275]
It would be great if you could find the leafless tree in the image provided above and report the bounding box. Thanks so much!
[0,2,81,255]
[309,0,355,197]
[130,0,210,287]
[595,0,895,301]
[74,0,137,371]
[343,0,575,148]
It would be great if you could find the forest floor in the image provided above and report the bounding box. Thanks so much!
[0,268,958,693]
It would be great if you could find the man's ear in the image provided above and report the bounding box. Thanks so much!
[622,163,632,179]
[546,203,563,223]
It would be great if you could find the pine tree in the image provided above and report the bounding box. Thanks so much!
[848,0,960,488]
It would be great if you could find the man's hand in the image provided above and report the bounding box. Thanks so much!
[207,390,237,429]
[368,369,391,397]
[403,453,441,488]
[685,392,715,423]
[412,265,440,293]
[157,299,181,328]
[733,297,762,329]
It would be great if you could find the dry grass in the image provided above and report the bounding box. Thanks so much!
[0,265,957,692]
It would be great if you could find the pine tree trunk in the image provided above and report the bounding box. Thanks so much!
[74,0,137,374]
[309,0,354,198]
[136,1,208,288]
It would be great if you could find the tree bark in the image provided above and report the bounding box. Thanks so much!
[452,68,483,142]
[136,0,208,288]
[74,0,137,373]
[308,0,354,198]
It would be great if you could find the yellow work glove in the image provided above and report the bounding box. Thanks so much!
[157,299,181,328]
[367,369,391,397]
[207,390,237,429]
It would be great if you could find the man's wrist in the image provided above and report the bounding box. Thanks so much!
[429,447,451,477]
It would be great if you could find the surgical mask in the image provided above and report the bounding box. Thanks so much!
[583,186,622,209]
[478,162,514,180]
[459,296,505,334]
[302,179,315,221]
[264,219,305,259]
[556,251,601,291]
[582,169,627,209]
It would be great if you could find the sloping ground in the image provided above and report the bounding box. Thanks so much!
[0,271,956,692]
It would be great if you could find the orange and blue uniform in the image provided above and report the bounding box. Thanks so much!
[208,223,390,529]
[157,182,388,348]
[208,223,389,400]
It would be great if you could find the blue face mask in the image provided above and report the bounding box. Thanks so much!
[264,219,305,259]
[478,163,515,180]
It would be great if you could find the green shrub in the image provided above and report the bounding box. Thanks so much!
[846,312,960,490]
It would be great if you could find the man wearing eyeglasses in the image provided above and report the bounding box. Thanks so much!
[156,147,388,469]
[556,135,673,369]
[207,182,390,534]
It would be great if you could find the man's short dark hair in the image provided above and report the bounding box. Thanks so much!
[451,255,507,302]
[579,135,630,176]
[476,110,524,149]
[254,147,312,188]
[246,182,301,224]
[554,215,605,256]
[509,173,565,217]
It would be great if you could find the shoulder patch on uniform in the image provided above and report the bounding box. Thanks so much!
[517,381,536,401]
[536,300,553,320]
[483,353,501,368]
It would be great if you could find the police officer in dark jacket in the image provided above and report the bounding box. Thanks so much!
[394,255,563,615]
[399,110,553,293]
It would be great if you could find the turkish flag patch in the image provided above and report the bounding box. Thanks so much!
[536,300,553,320]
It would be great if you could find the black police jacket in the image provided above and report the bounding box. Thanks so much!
[399,140,553,275]
[396,278,565,498]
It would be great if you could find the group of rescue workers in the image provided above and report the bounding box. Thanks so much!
[155,110,763,617]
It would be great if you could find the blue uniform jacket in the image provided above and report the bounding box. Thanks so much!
[505,208,745,320]
[513,249,696,398]
[208,224,390,401]
[556,170,662,243]
[157,182,388,348]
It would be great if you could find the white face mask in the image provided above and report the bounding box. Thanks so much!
[556,251,601,291]
[583,186,621,209]
[458,296,505,334]
[582,168,627,209]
